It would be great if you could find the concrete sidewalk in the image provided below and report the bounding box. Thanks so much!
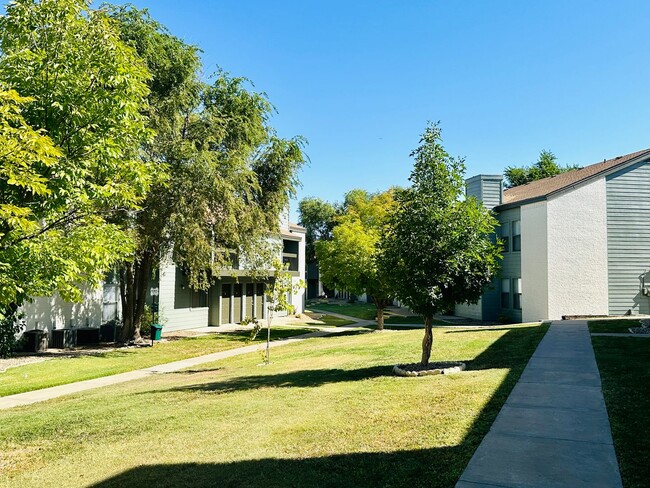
[0,326,364,410]
[456,320,622,488]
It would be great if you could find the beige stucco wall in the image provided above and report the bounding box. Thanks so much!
[521,200,549,322]
[546,177,609,319]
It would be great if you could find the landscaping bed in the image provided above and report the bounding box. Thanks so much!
[0,323,547,488]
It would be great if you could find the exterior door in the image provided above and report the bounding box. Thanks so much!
[245,283,254,320]
[221,284,232,325]
[255,283,265,320]
[233,284,243,323]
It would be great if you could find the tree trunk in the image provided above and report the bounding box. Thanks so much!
[420,315,433,366]
[376,304,384,331]
[120,250,154,343]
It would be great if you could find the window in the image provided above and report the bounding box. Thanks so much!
[512,220,521,252]
[501,279,510,308]
[191,290,207,308]
[282,239,299,272]
[500,222,510,253]
[513,278,522,310]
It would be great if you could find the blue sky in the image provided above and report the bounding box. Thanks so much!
[111,0,650,221]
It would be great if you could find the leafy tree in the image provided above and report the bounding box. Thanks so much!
[504,150,580,188]
[316,189,395,329]
[108,7,306,341]
[379,123,501,366]
[252,259,304,364]
[0,0,153,351]
[297,197,338,261]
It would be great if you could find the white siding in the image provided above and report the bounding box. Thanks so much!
[546,177,609,319]
[158,263,209,331]
[521,201,549,321]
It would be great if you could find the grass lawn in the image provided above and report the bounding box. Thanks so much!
[0,323,548,488]
[592,337,650,488]
[303,314,356,327]
[0,327,311,397]
[588,319,641,333]
[307,301,377,320]
[383,315,450,325]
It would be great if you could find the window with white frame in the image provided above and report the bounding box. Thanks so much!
[500,222,510,253]
[501,278,510,309]
[513,278,522,310]
[512,220,521,252]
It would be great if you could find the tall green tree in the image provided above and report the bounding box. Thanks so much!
[297,197,338,262]
[0,0,153,348]
[504,150,580,188]
[379,123,501,366]
[316,189,395,329]
[108,7,306,341]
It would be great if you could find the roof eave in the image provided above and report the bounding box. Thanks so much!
[498,149,650,210]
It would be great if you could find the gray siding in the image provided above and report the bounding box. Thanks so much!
[497,207,522,322]
[459,173,506,321]
[481,282,501,321]
[466,175,503,210]
[606,160,650,315]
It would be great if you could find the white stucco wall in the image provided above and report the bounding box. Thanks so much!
[20,285,104,335]
[521,201,549,322]
[158,263,209,331]
[546,177,609,319]
[454,300,483,320]
[293,229,306,313]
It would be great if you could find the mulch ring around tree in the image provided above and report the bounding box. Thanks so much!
[393,361,466,377]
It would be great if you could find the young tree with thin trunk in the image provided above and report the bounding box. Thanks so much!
[379,123,501,366]
[316,189,395,329]
[259,259,304,364]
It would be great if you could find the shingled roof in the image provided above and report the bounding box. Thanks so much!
[502,148,650,207]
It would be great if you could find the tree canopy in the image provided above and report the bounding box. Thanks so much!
[316,189,395,329]
[504,150,580,188]
[108,6,306,341]
[379,123,501,365]
[0,0,153,330]
[297,197,338,262]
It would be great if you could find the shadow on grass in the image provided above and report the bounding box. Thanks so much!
[92,447,467,488]
[92,323,549,488]
[153,365,391,394]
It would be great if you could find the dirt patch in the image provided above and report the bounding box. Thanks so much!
[0,355,53,373]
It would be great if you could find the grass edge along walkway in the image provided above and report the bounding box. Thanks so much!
[0,326,365,410]
[456,320,622,488]
[0,327,312,398]
[1,322,548,488]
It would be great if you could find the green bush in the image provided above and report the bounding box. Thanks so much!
[0,313,24,358]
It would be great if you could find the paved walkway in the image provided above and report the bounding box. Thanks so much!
[456,320,622,488]
[0,325,365,410]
